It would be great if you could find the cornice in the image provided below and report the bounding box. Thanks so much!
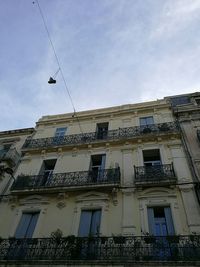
[0,128,34,138]
[36,102,170,126]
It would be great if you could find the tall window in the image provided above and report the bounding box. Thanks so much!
[53,127,67,144]
[90,154,106,181]
[140,116,154,126]
[15,212,39,238]
[96,123,109,140]
[143,149,161,166]
[147,207,175,236]
[55,127,67,138]
[39,159,57,186]
[78,210,101,237]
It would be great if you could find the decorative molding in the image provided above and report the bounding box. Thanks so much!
[122,188,135,196]
[148,199,167,205]
[75,191,109,203]
[178,178,194,192]
[19,195,49,206]
[72,148,78,157]
[111,188,118,206]
[42,208,47,214]
[178,184,194,192]
[41,150,46,156]
[137,187,177,199]
[8,195,18,209]
[139,203,144,210]
[74,207,78,213]
[56,193,68,209]
[174,202,179,209]
[57,148,63,154]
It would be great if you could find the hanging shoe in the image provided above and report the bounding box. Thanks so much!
[48,77,56,84]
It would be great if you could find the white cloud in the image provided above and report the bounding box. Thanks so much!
[150,0,200,40]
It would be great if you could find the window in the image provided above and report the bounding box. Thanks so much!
[90,154,106,181]
[143,149,161,166]
[140,116,154,126]
[147,207,175,236]
[39,159,57,185]
[171,96,190,107]
[96,123,109,140]
[15,212,39,238]
[54,127,67,138]
[78,210,101,237]
[53,127,67,144]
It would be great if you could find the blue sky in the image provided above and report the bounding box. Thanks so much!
[0,0,200,131]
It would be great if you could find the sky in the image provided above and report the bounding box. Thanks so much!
[0,0,200,131]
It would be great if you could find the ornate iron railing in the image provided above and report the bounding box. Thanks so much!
[0,148,20,167]
[197,130,200,142]
[22,122,179,150]
[134,164,176,186]
[0,235,199,263]
[11,168,120,191]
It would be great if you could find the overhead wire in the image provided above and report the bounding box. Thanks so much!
[34,0,84,134]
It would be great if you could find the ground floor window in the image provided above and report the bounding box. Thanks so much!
[78,210,101,237]
[147,207,175,236]
[15,212,39,238]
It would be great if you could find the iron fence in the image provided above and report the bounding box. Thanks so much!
[11,168,120,191]
[134,164,176,186]
[0,148,20,167]
[0,235,199,262]
[22,122,179,149]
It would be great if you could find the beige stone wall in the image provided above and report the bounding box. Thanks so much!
[33,103,173,139]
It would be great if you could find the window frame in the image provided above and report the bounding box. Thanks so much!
[54,127,67,138]
[139,116,154,126]
[15,212,40,238]
[78,209,102,237]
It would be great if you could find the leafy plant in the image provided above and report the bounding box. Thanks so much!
[50,229,63,243]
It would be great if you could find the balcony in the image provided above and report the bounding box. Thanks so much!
[134,164,176,187]
[11,168,120,192]
[0,235,199,263]
[0,148,20,167]
[22,121,179,150]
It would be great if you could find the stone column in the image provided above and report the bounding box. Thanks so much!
[122,150,133,186]
[179,183,200,233]
[122,189,138,235]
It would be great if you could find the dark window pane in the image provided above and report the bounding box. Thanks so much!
[171,96,190,107]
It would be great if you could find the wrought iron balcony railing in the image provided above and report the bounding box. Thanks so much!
[197,130,200,142]
[0,148,20,167]
[22,122,179,150]
[134,164,176,186]
[0,235,199,263]
[11,168,120,191]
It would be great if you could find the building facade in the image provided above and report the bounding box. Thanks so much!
[0,95,200,266]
